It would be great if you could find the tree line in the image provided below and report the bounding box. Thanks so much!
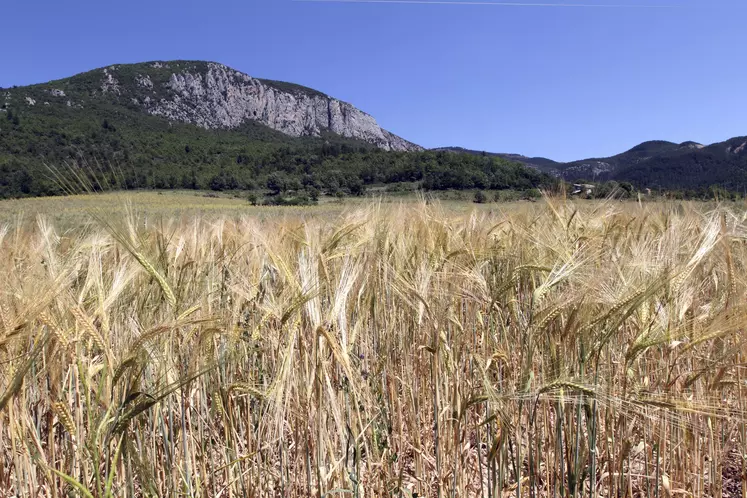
[0,103,556,199]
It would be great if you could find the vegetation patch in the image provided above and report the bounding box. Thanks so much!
[0,198,744,495]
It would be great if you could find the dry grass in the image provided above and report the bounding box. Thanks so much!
[0,195,745,497]
[0,191,349,226]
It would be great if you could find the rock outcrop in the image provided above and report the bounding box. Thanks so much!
[132,62,420,152]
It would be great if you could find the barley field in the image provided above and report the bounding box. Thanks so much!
[1,194,746,497]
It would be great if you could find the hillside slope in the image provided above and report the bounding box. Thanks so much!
[438,138,747,191]
[0,61,554,198]
[609,137,747,190]
[432,147,561,175]
[559,141,704,181]
[4,61,420,152]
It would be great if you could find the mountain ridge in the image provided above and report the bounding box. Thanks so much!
[431,147,561,172]
[437,136,747,190]
[0,61,553,198]
[3,59,746,197]
[31,60,421,152]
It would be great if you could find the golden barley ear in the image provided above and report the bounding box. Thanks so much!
[111,355,141,392]
[130,248,177,308]
[227,383,266,399]
[51,401,76,439]
[0,302,9,337]
[0,329,50,411]
[39,311,72,348]
[70,305,109,356]
[92,208,177,310]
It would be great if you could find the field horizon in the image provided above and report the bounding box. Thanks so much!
[0,196,745,496]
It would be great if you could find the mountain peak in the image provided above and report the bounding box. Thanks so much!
[679,141,704,149]
[624,140,678,155]
[32,60,421,152]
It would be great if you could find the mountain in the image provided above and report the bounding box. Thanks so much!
[432,147,561,173]
[6,61,420,152]
[0,61,553,198]
[559,140,705,182]
[604,138,747,191]
[438,137,747,191]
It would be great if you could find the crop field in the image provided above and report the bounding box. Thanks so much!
[0,194,745,497]
[0,191,344,226]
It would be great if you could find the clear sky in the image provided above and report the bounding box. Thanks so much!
[2,0,744,161]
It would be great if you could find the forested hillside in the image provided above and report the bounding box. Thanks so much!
[0,61,554,199]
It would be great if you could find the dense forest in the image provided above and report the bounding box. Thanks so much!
[0,97,554,199]
[609,144,747,193]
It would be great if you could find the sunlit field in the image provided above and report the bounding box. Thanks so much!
[0,191,343,226]
[1,195,745,497]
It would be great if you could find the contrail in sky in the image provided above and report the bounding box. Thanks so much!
[294,0,679,7]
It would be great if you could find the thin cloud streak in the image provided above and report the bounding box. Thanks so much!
[294,0,680,8]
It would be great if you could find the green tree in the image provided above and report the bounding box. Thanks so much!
[267,172,288,195]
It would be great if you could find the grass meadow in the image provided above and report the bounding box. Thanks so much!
[0,192,745,497]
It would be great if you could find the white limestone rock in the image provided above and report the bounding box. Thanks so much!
[142,63,420,151]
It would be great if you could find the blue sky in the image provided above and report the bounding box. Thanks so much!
[2,0,745,161]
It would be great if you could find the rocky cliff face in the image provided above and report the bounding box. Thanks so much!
[124,62,420,152]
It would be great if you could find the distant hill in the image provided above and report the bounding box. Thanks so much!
[605,138,747,191]
[437,138,747,191]
[559,140,705,183]
[0,61,554,198]
[432,147,561,173]
[3,59,741,198]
